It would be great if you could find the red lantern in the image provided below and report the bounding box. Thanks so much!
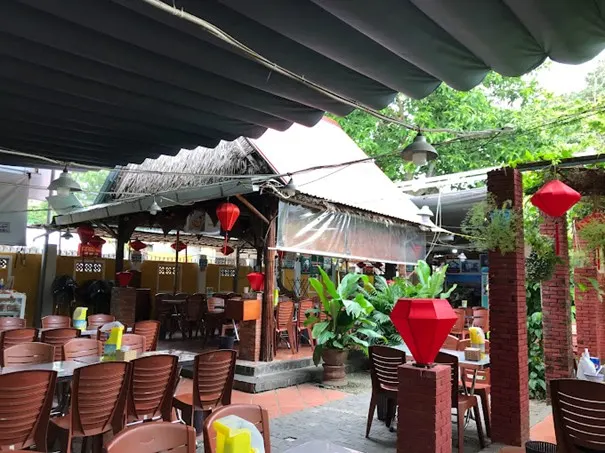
[390,298,457,366]
[216,202,240,232]
[247,272,265,291]
[171,241,187,252]
[219,245,234,256]
[116,271,133,288]
[88,235,106,248]
[129,239,147,251]
[77,225,95,244]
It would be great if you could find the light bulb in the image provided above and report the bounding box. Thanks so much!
[56,186,71,197]
[452,248,458,254]
[412,151,428,166]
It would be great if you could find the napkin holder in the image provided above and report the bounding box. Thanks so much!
[115,349,138,362]
[464,347,482,362]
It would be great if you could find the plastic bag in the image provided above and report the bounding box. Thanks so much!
[577,348,602,380]
[213,415,265,453]
[73,307,88,331]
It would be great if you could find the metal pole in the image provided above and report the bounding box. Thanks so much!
[173,230,180,294]
[35,169,55,325]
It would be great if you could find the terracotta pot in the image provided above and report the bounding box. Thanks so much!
[321,348,347,386]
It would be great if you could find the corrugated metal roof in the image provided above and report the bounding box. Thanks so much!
[251,118,424,225]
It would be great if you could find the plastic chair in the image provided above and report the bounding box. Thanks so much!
[41,315,71,329]
[0,328,38,365]
[443,334,460,350]
[274,301,296,354]
[3,342,54,367]
[551,378,605,452]
[185,293,205,339]
[472,307,489,332]
[203,298,226,346]
[0,317,26,329]
[47,362,131,453]
[127,354,178,424]
[121,333,146,355]
[62,338,103,362]
[203,404,271,453]
[435,352,485,453]
[366,346,406,437]
[86,314,115,330]
[173,350,237,429]
[296,299,315,352]
[105,422,196,453]
[451,308,468,339]
[0,369,57,451]
[133,320,161,352]
[41,328,81,361]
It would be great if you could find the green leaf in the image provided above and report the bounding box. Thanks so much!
[318,266,338,299]
[311,321,329,339]
[342,299,362,317]
[309,278,328,311]
[316,330,335,346]
[339,273,362,299]
[312,345,323,366]
[357,328,384,340]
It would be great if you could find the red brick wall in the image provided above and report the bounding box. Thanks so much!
[487,168,530,446]
[574,266,600,357]
[238,319,261,361]
[539,214,574,390]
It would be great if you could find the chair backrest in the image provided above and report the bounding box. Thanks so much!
[41,315,71,329]
[0,328,38,359]
[155,293,172,317]
[0,370,57,451]
[3,342,54,367]
[105,422,196,453]
[127,354,178,423]
[472,308,489,331]
[203,404,271,453]
[551,378,605,453]
[276,301,294,330]
[193,350,237,411]
[187,293,205,319]
[443,334,460,350]
[71,362,131,437]
[451,309,466,334]
[121,334,146,355]
[368,346,406,393]
[435,351,459,408]
[0,317,26,329]
[87,314,115,329]
[297,300,314,325]
[133,320,161,352]
[174,293,189,300]
[63,338,103,361]
[41,327,81,361]
[207,297,224,311]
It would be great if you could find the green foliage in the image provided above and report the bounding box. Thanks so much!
[27,200,50,225]
[525,227,561,283]
[72,170,109,206]
[306,267,381,365]
[578,218,605,253]
[461,195,519,253]
[528,310,546,400]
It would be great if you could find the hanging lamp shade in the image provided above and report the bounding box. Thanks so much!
[216,202,240,232]
[129,239,147,251]
[88,235,106,248]
[76,225,95,244]
[400,133,438,166]
[47,168,82,196]
[247,272,265,291]
[219,245,234,256]
[530,180,581,217]
[171,241,187,252]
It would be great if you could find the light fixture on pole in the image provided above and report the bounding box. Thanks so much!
[418,205,434,226]
[401,132,438,166]
[281,177,297,197]
[458,252,467,262]
[149,197,161,215]
[61,229,73,240]
[47,167,82,197]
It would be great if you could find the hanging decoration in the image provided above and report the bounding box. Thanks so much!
[170,241,187,252]
[116,271,133,288]
[219,245,234,256]
[531,180,581,254]
[129,238,147,272]
[76,225,95,244]
[247,272,265,292]
[216,202,240,248]
[129,239,147,251]
[78,229,104,258]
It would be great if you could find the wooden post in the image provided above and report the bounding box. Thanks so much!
[260,200,278,361]
[115,217,127,273]
[233,246,240,292]
[173,230,180,295]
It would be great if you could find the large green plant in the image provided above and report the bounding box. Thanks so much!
[305,267,381,365]
[462,195,519,254]
[578,217,605,253]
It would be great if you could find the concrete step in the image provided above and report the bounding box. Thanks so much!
[235,356,315,377]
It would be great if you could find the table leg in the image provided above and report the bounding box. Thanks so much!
[232,320,240,341]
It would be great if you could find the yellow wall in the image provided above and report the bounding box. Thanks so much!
[0,253,42,325]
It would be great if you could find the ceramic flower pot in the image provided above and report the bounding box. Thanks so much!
[321,348,347,386]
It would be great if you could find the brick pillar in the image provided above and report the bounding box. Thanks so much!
[540,214,574,390]
[238,319,261,361]
[599,273,605,359]
[487,168,530,446]
[110,287,137,327]
[398,364,452,453]
[574,266,600,357]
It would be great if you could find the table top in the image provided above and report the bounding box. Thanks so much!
[283,441,362,453]
[393,343,490,370]
[38,326,133,337]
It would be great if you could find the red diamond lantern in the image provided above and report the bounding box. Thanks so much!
[219,245,234,256]
[390,298,457,366]
[247,272,265,291]
[129,238,147,251]
[116,271,133,288]
[530,180,581,218]
[170,241,187,252]
[77,225,95,244]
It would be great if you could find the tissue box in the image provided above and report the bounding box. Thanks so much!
[115,350,138,362]
[464,347,482,361]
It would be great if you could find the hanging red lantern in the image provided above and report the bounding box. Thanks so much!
[76,225,95,244]
[88,235,106,248]
[170,241,187,252]
[247,272,265,291]
[390,298,457,366]
[219,245,234,256]
[116,271,133,288]
[216,202,240,248]
[129,238,147,251]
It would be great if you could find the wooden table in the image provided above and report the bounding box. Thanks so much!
[393,343,490,371]
[38,327,133,337]
[164,299,187,340]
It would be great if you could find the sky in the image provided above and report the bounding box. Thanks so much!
[536,50,604,94]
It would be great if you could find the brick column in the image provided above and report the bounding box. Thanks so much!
[238,319,261,361]
[574,267,600,357]
[487,168,530,446]
[540,214,574,390]
[398,364,451,453]
[110,287,137,327]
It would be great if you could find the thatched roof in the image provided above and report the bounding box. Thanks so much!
[97,138,272,203]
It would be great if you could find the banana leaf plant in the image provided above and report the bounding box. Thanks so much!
[305,266,383,365]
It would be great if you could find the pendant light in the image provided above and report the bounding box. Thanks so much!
[401,133,438,166]
[48,167,82,196]
[149,197,162,215]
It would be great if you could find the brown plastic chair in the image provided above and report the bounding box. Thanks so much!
[443,334,460,350]
[366,346,406,437]
[173,350,237,429]
[203,298,226,345]
[451,308,468,339]
[63,338,103,362]
[0,369,57,451]
[0,317,26,329]
[41,328,81,361]
[3,342,54,367]
[551,378,605,453]
[0,328,38,365]
[296,300,315,352]
[274,301,296,354]
[203,405,271,453]
[105,422,196,453]
[87,314,115,330]
[41,315,71,329]
[435,352,485,453]
[133,320,161,352]
[185,293,205,339]
[121,333,146,355]
[127,354,179,424]
[472,307,489,332]
[48,362,131,453]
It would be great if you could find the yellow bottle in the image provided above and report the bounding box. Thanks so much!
[72,307,88,331]
[213,420,257,453]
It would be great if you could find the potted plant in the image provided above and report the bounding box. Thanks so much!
[390,260,458,366]
[305,267,381,386]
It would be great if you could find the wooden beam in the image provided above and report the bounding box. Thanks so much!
[236,194,270,225]
[260,200,278,361]
[115,216,138,273]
